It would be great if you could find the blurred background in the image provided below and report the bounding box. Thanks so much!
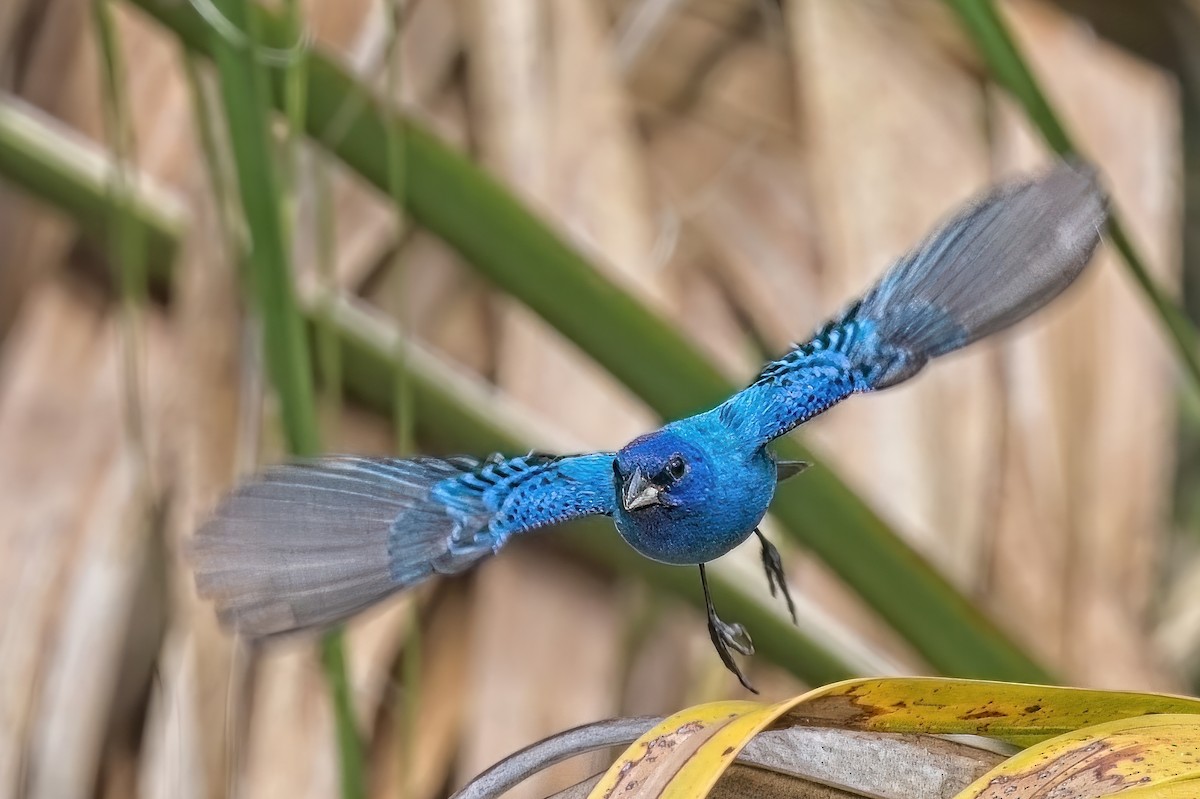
[2,0,1200,797]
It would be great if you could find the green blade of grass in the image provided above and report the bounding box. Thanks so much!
[945,0,1200,394]
[203,2,362,797]
[93,0,145,305]
[124,0,1052,682]
[320,627,364,799]
[93,0,151,457]
[206,0,317,457]
[0,93,183,286]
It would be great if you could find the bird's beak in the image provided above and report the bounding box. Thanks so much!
[620,468,662,512]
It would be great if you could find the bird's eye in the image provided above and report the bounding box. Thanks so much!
[666,454,687,482]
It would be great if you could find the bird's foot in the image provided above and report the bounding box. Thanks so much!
[710,615,753,656]
[707,612,756,693]
[699,563,758,693]
[756,528,798,625]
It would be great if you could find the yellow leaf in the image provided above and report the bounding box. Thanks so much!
[1112,777,1200,798]
[586,701,763,799]
[660,702,795,799]
[952,714,1200,798]
[587,678,1200,799]
[773,677,1200,744]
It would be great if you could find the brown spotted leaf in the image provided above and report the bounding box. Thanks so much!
[953,714,1200,798]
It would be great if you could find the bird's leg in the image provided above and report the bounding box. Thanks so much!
[699,563,757,694]
[755,528,798,625]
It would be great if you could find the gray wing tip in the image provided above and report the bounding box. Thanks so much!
[1042,157,1110,223]
[1046,158,1110,263]
[188,455,483,639]
[1056,155,1100,183]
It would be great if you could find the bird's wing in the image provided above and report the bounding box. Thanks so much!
[191,452,616,638]
[718,161,1107,446]
[435,450,618,546]
[716,326,868,448]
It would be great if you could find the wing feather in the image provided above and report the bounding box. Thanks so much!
[191,452,616,637]
[718,161,1106,445]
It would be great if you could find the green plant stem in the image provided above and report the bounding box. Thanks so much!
[207,0,318,456]
[203,1,362,796]
[93,0,145,303]
[182,55,239,269]
[0,94,181,285]
[946,0,1200,394]
[123,0,1052,682]
[321,629,367,799]
[272,16,361,798]
[93,0,149,451]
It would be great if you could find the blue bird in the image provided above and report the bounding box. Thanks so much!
[192,161,1107,690]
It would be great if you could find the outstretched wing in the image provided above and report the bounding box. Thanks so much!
[433,451,618,555]
[716,314,871,447]
[717,161,1107,447]
[191,451,616,637]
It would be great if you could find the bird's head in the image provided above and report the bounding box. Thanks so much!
[610,422,776,565]
[613,429,712,517]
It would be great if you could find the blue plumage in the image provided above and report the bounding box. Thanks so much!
[429,451,617,560]
[715,312,873,447]
[192,162,1107,688]
[612,420,776,564]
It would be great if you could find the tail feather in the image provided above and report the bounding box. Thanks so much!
[857,160,1108,388]
[191,456,481,638]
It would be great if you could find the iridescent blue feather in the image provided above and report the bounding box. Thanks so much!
[718,161,1106,446]
[426,451,616,571]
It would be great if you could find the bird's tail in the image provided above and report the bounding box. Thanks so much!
[850,160,1108,390]
[190,456,488,638]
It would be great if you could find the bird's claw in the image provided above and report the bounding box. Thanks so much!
[707,612,757,693]
[699,562,758,693]
[756,528,798,625]
[713,617,753,656]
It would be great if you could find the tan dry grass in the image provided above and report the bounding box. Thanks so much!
[0,0,1186,797]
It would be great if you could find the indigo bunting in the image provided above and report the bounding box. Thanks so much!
[193,161,1107,690]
